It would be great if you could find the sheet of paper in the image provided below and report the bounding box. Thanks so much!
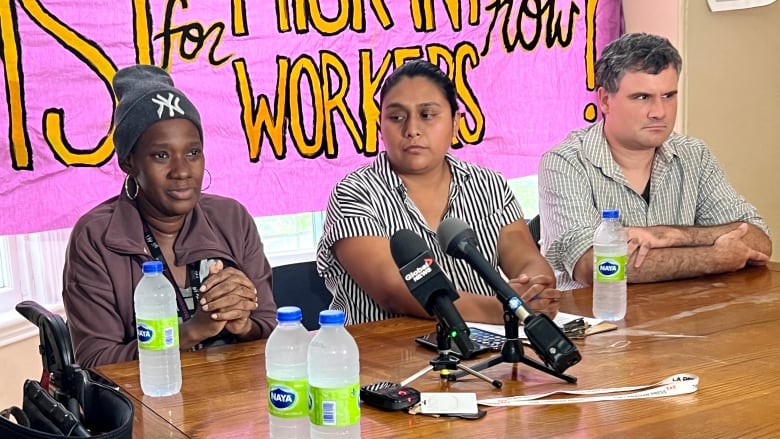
[466,312,602,339]
[419,392,478,414]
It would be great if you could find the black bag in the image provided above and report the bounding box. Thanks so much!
[0,301,134,438]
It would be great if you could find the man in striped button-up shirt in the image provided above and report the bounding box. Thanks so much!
[539,33,771,291]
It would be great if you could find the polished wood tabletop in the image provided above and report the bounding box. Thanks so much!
[96,264,780,438]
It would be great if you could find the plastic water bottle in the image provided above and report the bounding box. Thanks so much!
[266,306,312,438]
[134,260,182,397]
[593,209,628,321]
[308,310,360,438]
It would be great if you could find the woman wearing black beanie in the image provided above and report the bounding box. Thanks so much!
[62,65,277,368]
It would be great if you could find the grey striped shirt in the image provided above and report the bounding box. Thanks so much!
[539,120,769,290]
[316,152,524,325]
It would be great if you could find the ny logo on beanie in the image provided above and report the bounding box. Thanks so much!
[111,65,203,162]
[152,92,185,119]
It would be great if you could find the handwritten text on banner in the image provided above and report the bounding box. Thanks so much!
[0,0,622,234]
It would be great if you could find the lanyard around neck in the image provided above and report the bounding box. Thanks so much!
[141,221,203,321]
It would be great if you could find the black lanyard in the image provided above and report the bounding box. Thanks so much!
[141,221,202,321]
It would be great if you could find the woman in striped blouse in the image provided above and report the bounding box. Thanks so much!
[316,60,560,325]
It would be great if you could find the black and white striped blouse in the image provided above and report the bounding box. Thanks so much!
[316,152,524,325]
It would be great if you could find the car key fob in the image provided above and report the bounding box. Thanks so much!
[360,381,421,411]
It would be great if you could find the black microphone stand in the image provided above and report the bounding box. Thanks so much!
[402,323,502,389]
[452,309,577,384]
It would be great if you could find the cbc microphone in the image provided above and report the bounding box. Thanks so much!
[436,218,581,373]
[389,229,474,358]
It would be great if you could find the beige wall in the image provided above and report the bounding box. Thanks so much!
[623,1,682,48]
[683,1,780,258]
[0,337,40,409]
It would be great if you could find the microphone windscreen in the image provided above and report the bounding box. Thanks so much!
[390,229,428,268]
[436,218,475,255]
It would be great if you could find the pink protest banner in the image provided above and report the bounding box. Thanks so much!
[0,0,622,235]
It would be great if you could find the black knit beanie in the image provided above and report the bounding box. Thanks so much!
[112,65,202,162]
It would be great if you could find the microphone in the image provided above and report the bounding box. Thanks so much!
[437,218,535,322]
[389,229,474,358]
[436,218,581,373]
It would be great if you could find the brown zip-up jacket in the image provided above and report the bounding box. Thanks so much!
[63,191,277,368]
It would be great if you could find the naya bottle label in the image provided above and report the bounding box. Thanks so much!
[309,383,361,427]
[595,255,627,282]
[136,317,178,350]
[267,378,308,418]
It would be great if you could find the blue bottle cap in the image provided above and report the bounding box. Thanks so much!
[142,260,163,274]
[319,310,346,326]
[602,209,620,219]
[277,306,302,322]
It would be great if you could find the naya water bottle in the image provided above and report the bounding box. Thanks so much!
[593,209,628,321]
[134,260,182,396]
[308,310,360,438]
[266,306,312,438]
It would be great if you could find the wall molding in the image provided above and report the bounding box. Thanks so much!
[0,304,65,348]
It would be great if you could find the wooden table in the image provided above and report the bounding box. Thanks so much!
[96,265,780,438]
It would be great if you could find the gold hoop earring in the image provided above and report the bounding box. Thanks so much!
[124,175,139,200]
[201,168,212,192]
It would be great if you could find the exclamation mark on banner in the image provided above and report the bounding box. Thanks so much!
[232,0,248,36]
[583,0,598,122]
